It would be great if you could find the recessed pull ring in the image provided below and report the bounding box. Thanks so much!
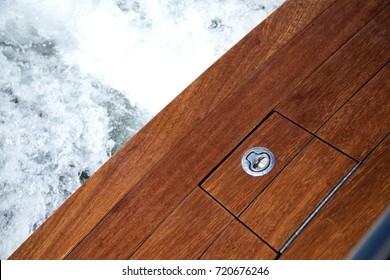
[242,147,275,176]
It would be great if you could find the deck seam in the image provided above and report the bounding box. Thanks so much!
[197,217,237,260]
[313,60,390,135]
[63,130,200,259]
[276,59,389,163]
[236,135,315,218]
[123,111,277,259]
[198,110,275,186]
[274,2,390,113]
[200,112,360,256]
[276,112,359,162]
[279,162,361,254]
[127,187,200,260]
[277,133,389,258]
[197,185,279,256]
[198,128,316,257]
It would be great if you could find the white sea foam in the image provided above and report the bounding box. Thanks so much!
[0,0,283,259]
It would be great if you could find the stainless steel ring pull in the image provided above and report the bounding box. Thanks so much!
[242,147,275,176]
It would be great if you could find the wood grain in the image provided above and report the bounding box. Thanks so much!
[202,113,311,215]
[317,64,390,161]
[200,220,276,260]
[130,188,232,259]
[240,139,356,250]
[276,5,390,133]
[10,0,336,260]
[281,137,390,259]
[65,0,386,260]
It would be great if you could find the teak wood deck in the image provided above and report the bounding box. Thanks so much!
[10,0,390,260]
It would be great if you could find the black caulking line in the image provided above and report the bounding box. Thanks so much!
[313,62,389,136]
[198,110,275,186]
[276,112,358,163]
[198,185,279,255]
[279,162,361,254]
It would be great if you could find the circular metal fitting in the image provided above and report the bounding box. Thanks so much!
[241,147,275,177]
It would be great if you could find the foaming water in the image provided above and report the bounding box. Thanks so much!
[0,0,283,259]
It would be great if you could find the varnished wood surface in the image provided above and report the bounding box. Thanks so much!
[281,137,390,259]
[240,139,356,250]
[276,5,390,133]
[9,0,336,260]
[200,220,276,260]
[64,0,384,260]
[202,113,311,215]
[317,64,390,161]
[131,188,232,260]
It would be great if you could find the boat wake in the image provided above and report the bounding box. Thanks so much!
[0,0,283,259]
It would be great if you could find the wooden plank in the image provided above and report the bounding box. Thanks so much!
[200,220,276,260]
[202,113,311,215]
[240,139,356,250]
[276,5,390,133]
[281,137,390,259]
[65,0,386,260]
[9,0,336,260]
[130,188,232,259]
[317,64,390,161]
